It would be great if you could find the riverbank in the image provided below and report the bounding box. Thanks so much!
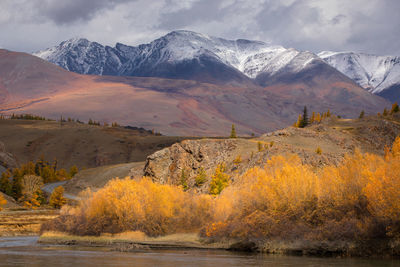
[39,231,230,252]
[0,209,59,236]
[39,231,400,258]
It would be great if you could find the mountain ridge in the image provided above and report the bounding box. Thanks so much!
[34,31,399,100]
[33,30,322,85]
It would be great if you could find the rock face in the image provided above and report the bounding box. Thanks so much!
[0,141,18,169]
[140,115,400,193]
[143,139,243,191]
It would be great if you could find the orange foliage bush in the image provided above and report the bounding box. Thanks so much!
[43,178,213,236]
[43,138,400,244]
[0,195,7,211]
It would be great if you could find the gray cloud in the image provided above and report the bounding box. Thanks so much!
[0,0,399,55]
[37,0,135,24]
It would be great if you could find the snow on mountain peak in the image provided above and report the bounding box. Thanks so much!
[319,51,400,93]
[32,31,321,80]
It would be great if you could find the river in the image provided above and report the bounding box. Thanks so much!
[0,236,399,266]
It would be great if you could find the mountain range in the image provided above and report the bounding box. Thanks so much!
[0,31,393,136]
[34,30,400,101]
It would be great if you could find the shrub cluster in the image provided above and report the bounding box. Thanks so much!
[43,138,400,245]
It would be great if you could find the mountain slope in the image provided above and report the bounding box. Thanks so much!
[1,49,389,136]
[33,31,326,85]
[318,51,400,98]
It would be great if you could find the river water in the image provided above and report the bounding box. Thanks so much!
[0,236,399,266]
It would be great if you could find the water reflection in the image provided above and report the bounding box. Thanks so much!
[0,236,398,267]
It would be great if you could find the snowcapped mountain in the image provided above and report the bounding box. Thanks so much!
[33,30,321,84]
[33,30,399,102]
[318,51,400,94]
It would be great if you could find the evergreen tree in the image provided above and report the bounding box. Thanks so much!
[391,102,399,114]
[359,110,365,119]
[311,112,316,123]
[195,167,207,187]
[69,165,78,178]
[11,176,23,200]
[316,113,322,123]
[299,106,309,128]
[180,169,188,191]
[295,114,302,127]
[209,164,230,195]
[383,108,389,116]
[49,186,67,209]
[230,124,237,138]
[0,171,12,196]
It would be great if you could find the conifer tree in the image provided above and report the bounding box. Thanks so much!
[49,186,67,209]
[311,112,315,123]
[195,167,207,187]
[383,108,389,116]
[295,114,302,127]
[180,169,188,191]
[209,164,229,195]
[69,165,78,178]
[316,113,321,123]
[359,110,365,119]
[230,124,237,138]
[299,106,309,128]
[391,102,399,114]
[11,176,23,200]
[0,172,12,196]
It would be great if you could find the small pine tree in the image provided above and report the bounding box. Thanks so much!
[391,102,399,114]
[295,114,302,128]
[195,167,207,187]
[49,186,67,209]
[209,164,230,195]
[270,141,274,147]
[316,147,322,155]
[299,106,309,128]
[230,124,237,138]
[383,108,389,116]
[310,112,315,123]
[327,109,331,117]
[180,169,188,191]
[11,175,23,200]
[316,113,321,123]
[359,110,365,119]
[233,155,242,165]
[0,171,12,196]
[69,165,78,178]
[257,141,263,152]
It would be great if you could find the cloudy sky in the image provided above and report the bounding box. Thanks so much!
[1,0,399,55]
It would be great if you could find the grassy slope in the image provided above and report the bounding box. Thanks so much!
[0,119,193,169]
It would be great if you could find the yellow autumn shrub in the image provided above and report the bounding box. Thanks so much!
[364,137,400,221]
[0,194,7,211]
[56,177,213,236]
[43,137,400,243]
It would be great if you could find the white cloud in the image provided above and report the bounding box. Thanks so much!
[0,0,399,55]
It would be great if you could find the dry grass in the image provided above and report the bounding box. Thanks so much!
[0,119,192,170]
[0,209,59,236]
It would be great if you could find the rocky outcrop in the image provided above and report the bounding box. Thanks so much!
[0,141,18,169]
[142,139,244,192]
[139,116,400,193]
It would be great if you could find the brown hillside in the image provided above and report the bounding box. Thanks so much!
[0,49,390,136]
[0,119,192,170]
[59,113,400,196]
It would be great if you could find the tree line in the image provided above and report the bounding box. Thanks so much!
[0,157,76,209]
